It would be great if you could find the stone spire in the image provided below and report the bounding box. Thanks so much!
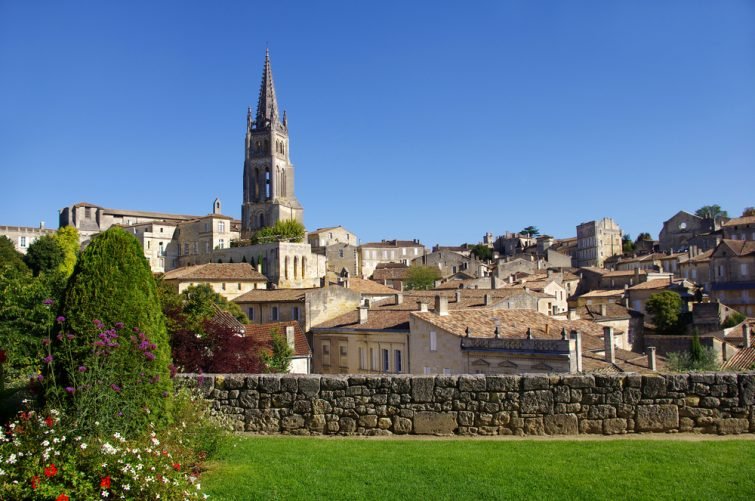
[255,48,280,129]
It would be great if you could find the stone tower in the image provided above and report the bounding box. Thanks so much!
[241,50,304,240]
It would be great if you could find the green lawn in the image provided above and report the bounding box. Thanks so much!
[201,436,755,500]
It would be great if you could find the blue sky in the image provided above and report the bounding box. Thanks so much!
[1,1,753,246]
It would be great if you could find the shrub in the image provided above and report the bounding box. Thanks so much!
[405,265,441,290]
[23,235,64,277]
[667,334,720,372]
[52,227,172,435]
[0,236,28,274]
[261,328,292,373]
[721,311,746,329]
[251,219,305,244]
[171,322,265,374]
[53,226,79,277]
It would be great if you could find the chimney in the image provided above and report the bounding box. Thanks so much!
[508,274,514,284]
[39,221,45,229]
[418,301,428,313]
[285,325,296,349]
[600,304,607,317]
[647,347,657,371]
[526,327,533,339]
[494,318,501,338]
[484,294,492,306]
[624,298,630,308]
[603,326,616,363]
[570,330,583,372]
[435,295,449,316]
[395,293,403,305]
[743,323,752,349]
[561,327,567,340]
[454,290,462,303]
[364,298,371,308]
[567,308,578,320]
[490,275,497,289]
[634,268,640,283]
[358,306,369,324]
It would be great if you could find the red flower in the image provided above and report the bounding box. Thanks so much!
[100,476,111,489]
[44,463,58,478]
[44,415,54,427]
[20,411,30,421]
[31,475,40,489]
[0,349,6,364]
[172,463,181,471]
[56,495,70,501]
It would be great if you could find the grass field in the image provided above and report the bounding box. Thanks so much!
[201,435,755,500]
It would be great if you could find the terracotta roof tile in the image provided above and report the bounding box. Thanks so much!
[628,278,673,291]
[578,289,625,298]
[722,216,755,227]
[163,263,267,281]
[343,277,400,295]
[721,347,755,371]
[244,321,311,357]
[234,288,315,303]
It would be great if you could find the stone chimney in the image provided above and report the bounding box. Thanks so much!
[634,268,640,283]
[455,290,462,303]
[743,323,752,349]
[603,326,616,364]
[600,304,607,317]
[417,301,428,313]
[570,330,583,372]
[567,308,577,320]
[484,294,492,306]
[364,298,371,308]
[358,306,368,324]
[395,293,403,305]
[624,298,630,308]
[494,319,501,338]
[435,295,449,316]
[647,346,657,371]
[508,274,514,284]
[490,275,497,289]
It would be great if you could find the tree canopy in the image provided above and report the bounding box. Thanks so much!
[54,226,80,277]
[622,234,634,254]
[23,235,64,276]
[521,226,540,237]
[252,219,305,244]
[470,244,493,261]
[695,205,728,220]
[646,291,683,335]
[742,207,755,217]
[0,236,27,274]
[405,265,441,290]
[262,328,293,373]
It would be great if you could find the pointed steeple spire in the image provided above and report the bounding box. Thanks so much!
[255,48,280,129]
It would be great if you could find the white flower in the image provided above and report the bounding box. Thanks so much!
[101,442,118,455]
[42,440,50,447]
[81,443,88,450]
[123,484,130,491]
[101,491,109,498]
[7,454,17,465]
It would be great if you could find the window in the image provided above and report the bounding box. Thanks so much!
[147,241,151,249]
[414,248,419,255]
[218,221,225,232]
[183,243,189,256]
[248,308,255,321]
[358,347,366,370]
[292,306,300,320]
[205,242,210,254]
[159,242,165,256]
[394,350,402,373]
[270,306,279,321]
[322,342,331,366]
[443,368,451,375]
[340,344,348,367]
[382,349,390,372]
[85,207,92,218]
[19,236,26,248]
[237,283,242,291]
[423,367,431,375]
[430,331,437,352]
[741,264,749,277]
[339,249,344,258]
[218,239,225,249]
[204,222,209,232]
[370,348,377,370]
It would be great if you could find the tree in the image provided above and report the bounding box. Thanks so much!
[742,207,755,217]
[695,205,728,220]
[721,311,746,328]
[667,332,720,372]
[54,226,173,434]
[521,226,540,237]
[252,219,305,244]
[645,291,683,335]
[171,321,264,373]
[622,234,634,254]
[180,284,248,330]
[0,236,28,275]
[23,235,64,276]
[53,226,80,277]
[635,232,652,242]
[470,244,493,261]
[261,328,292,373]
[405,265,441,290]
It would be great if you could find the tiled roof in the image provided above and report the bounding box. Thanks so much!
[312,309,411,331]
[628,278,673,291]
[163,263,267,281]
[309,225,347,234]
[360,240,423,249]
[721,347,755,371]
[578,289,625,298]
[603,269,648,278]
[207,306,246,334]
[234,288,315,303]
[411,309,661,373]
[577,303,632,320]
[343,277,400,295]
[722,216,755,227]
[244,321,311,357]
[686,249,714,263]
[372,264,410,281]
[717,239,755,257]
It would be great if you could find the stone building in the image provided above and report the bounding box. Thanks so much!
[162,263,268,300]
[0,223,55,254]
[244,321,312,374]
[172,202,240,269]
[308,227,360,278]
[359,239,425,278]
[709,239,755,316]
[721,215,755,241]
[241,49,303,239]
[411,249,489,279]
[576,218,623,268]
[658,210,720,252]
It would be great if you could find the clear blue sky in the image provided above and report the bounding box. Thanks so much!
[1,1,753,246]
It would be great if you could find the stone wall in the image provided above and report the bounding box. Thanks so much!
[177,372,755,436]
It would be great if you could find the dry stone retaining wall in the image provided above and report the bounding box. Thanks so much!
[178,373,755,436]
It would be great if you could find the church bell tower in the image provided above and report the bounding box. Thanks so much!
[241,50,304,240]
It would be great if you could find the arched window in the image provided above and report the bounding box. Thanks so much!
[281,169,286,197]
[255,141,261,153]
[276,166,281,197]
[285,256,290,280]
[264,139,269,154]
[259,213,265,228]
[254,168,260,200]
[302,256,307,278]
[265,168,271,199]
[294,256,299,280]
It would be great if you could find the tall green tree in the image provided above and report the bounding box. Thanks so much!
[622,234,634,253]
[470,244,493,261]
[54,227,173,435]
[635,232,652,242]
[695,205,728,220]
[0,236,28,274]
[645,291,683,335]
[521,226,540,237]
[23,235,64,276]
[742,207,755,217]
[405,265,441,290]
[262,328,292,373]
[53,226,80,277]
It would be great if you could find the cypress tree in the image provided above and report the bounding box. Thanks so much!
[53,227,173,435]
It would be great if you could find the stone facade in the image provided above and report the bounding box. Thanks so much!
[0,224,55,254]
[179,372,755,436]
[360,240,425,278]
[658,210,718,252]
[576,218,623,268]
